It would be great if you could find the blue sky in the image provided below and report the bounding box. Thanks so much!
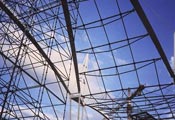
[74,0,175,119]
[140,0,175,59]
[0,0,175,119]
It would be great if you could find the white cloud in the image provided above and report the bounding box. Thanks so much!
[0,105,60,120]
[58,35,69,42]
[0,22,119,119]
[116,57,128,65]
[170,56,174,69]
[76,31,88,42]
[0,22,72,119]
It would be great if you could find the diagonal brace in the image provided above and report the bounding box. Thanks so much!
[0,50,66,104]
[130,0,175,82]
[0,1,70,93]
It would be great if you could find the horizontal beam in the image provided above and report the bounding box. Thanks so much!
[0,1,70,93]
[0,50,65,104]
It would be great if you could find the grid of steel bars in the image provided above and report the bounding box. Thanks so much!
[0,0,175,119]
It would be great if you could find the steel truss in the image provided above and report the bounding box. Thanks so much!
[0,0,175,120]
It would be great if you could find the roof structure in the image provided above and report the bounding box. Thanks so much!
[131,112,157,120]
[0,0,175,120]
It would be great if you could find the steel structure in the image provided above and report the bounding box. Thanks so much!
[0,0,175,119]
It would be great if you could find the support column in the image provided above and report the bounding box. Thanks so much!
[127,88,132,120]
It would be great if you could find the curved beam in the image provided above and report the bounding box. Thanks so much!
[61,0,81,93]
[72,96,110,120]
[0,1,70,93]
[0,50,65,104]
[130,0,175,82]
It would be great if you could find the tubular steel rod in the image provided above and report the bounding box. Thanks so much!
[130,0,175,82]
[1,35,27,118]
[0,35,24,118]
[61,0,81,93]
[0,1,70,93]
[0,50,66,104]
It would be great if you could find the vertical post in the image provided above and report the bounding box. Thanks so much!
[84,106,89,120]
[77,96,81,120]
[70,94,82,120]
[127,88,132,120]
[70,96,72,120]
[81,106,84,120]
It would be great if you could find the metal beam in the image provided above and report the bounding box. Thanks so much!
[70,94,109,120]
[127,85,144,120]
[0,50,65,104]
[61,0,81,93]
[130,0,175,82]
[129,85,144,100]
[0,34,23,118]
[0,1,70,93]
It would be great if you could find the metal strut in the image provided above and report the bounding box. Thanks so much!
[0,51,66,104]
[61,0,81,93]
[0,1,70,93]
[130,0,175,82]
[0,34,24,118]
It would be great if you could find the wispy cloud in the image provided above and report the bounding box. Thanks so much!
[116,57,128,65]
[170,56,174,69]
[0,105,60,120]
[0,22,128,119]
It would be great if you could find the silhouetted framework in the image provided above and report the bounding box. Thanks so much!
[0,0,175,120]
[131,112,157,120]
